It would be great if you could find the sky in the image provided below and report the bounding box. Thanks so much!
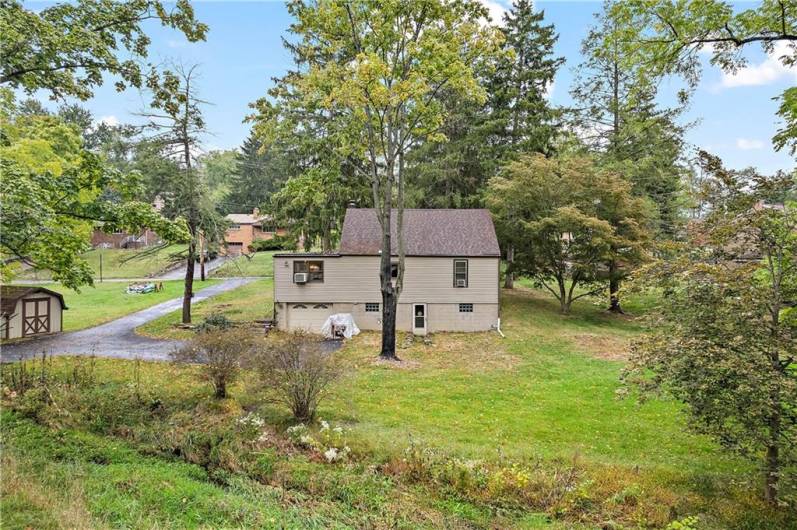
[29,0,797,174]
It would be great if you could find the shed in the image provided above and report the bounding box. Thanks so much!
[1,286,67,340]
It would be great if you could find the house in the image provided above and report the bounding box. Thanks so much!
[224,208,287,255]
[273,208,500,335]
[1,286,67,340]
[91,229,161,249]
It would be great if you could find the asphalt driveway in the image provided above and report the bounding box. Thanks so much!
[0,278,255,362]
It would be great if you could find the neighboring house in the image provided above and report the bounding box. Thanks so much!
[1,286,67,340]
[224,208,287,255]
[273,208,501,335]
[91,229,161,249]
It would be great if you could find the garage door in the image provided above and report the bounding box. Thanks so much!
[288,303,334,333]
[226,242,244,256]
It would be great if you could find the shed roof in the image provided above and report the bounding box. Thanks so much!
[1,286,68,316]
[338,209,500,257]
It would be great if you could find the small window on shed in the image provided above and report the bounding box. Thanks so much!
[365,303,379,312]
[313,304,329,309]
[453,259,468,288]
[293,304,307,309]
[458,303,473,313]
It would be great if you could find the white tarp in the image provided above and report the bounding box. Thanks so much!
[320,313,361,339]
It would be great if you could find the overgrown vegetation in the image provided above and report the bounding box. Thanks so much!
[3,291,794,529]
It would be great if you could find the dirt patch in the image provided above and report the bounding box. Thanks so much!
[343,331,518,372]
[572,333,631,361]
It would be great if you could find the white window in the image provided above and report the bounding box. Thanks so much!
[453,259,468,288]
[458,303,473,313]
[293,260,324,282]
[365,303,379,312]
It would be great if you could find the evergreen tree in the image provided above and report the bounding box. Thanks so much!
[222,131,289,214]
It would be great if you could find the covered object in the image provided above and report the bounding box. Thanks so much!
[320,313,360,339]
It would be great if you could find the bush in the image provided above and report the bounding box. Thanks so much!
[196,313,233,334]
[248,235,289,252]
[171,328,256,399]
[254,332,340,422]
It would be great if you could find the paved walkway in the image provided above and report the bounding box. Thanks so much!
[0,278,255,362]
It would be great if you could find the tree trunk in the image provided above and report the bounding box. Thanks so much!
[504,246,515,289]
[379,205,399,360]
[214,380,227,399]
[199,232,206,282]
[608,260,623,313]
[558,277,570,315]
[764,437,780,504]
[182,238,195,324]
[321,227,331,253]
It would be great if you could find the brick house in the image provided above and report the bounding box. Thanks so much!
[224,209,286,255]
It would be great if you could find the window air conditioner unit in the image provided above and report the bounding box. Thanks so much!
[294,273,309,283]
[456,279,466,287]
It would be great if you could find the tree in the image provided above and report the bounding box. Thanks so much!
[572,5,688,238]
[172,328,256,399]
[141,66,224,323]
[0,0,207,101]
[251,0,502,359]
[624,157,796,504]
[602,0,797,154]
[198,149,237,205]
[222,131,292,215]
[0,92,188,289]
[489,0,563,289]
[487,154,650,314]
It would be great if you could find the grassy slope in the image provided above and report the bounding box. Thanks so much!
[17,245,186,281]
[137,278,273,340]
[37,280,219,332]
[211,251,276,277]
[2,286,791,528]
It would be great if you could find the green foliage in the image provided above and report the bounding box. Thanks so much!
[602,0,797,154]
[0,0,207,101]
[0,94,189,289]
[249,236,288,252]
[195,313,233,334]
[626,160,797,504]
[198,149,237,204]
[487,154,652,313]
[222,131,293,216]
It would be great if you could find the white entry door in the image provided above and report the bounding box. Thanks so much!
[412,303,427,336]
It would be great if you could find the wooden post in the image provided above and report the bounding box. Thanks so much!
[99,249,103,283]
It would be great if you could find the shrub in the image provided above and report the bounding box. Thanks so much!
[254,332,340,422]
[248,235,289,252]
[171,328,256,399]
[196,313,233,333]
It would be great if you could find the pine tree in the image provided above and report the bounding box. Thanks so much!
[222,131,289,215]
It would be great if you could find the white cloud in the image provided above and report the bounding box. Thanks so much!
[478,0,507,25]
[736,138,765,150]
[718,42,797,89]
[96,115,119,127]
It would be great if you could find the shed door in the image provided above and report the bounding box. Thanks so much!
[22,297,50,336]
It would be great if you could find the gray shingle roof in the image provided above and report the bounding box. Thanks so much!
[339,209,500,257]
[1,286,68,315]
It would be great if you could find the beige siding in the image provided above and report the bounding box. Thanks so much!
[274,255,499,334]
[274,255,499,304]
[5,294,63,339]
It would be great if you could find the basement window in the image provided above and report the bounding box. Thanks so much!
[365,303,380,312]
[458,303,473,313]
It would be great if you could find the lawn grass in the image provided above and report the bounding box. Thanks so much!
[211,251,276,277]
[28,280,219,333]
[17,245,186,281]
[2,286,793,528]
[136,278,273,340]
